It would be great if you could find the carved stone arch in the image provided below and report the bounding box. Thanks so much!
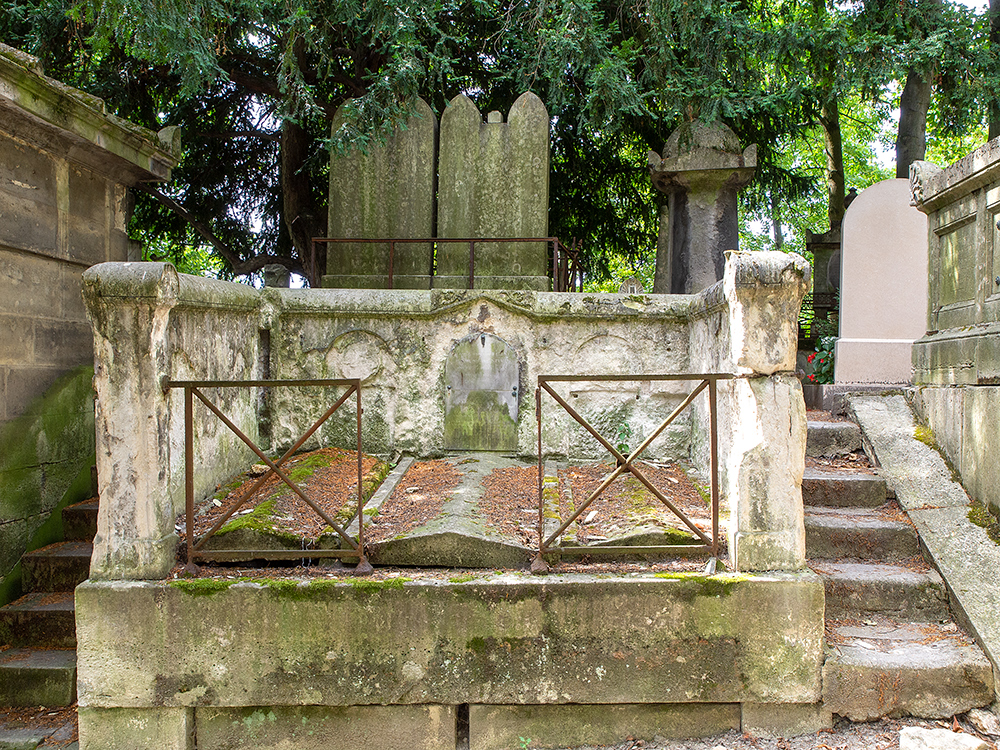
[325,329,396,385]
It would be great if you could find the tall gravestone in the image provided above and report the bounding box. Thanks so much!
[436,93,550,290]
[324,98,436,289]
[648,121,757,293]
[835,178,928,383]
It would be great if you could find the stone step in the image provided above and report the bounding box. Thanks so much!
[0,592,76,648]
[62,496,99,541]
[806,420,862,458]
[805,507,920,560]
[802,469,888,508]
[823,620,994,721]
[0,648,77,707]
[21,541,92,593]
[810,561,949,622]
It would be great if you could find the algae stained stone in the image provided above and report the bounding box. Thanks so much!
[443,333,519,451]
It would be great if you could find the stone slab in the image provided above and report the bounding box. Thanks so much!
[78,707,193,750]
[0,727,48,750]
[849,394,1000,695]
[813,561,948,622]
[806,421,862,458]
[823,621,994,720]
[740,702,832,739]
[0,648,76,706]
[900,726,989,750]
[469,703,740,750]
[197,705,455,750]
[802,468,887,508]
[75,572,824,708]
[804,507,919,560]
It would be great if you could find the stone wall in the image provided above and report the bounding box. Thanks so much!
[910,138,1000,515]
[0,43,176,601]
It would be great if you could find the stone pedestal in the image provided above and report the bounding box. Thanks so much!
[325,98,436,290]
[834,178,928,384]
[436,93,550,290]
[649,121,756,294]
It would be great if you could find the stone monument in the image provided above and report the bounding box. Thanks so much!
[834,178,928,384]
[648,121,757,293]
[325,98,436,289]
[436,92,550,290]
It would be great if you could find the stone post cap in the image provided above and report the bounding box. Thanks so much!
[723,250,810,376]
[82,261,181,304]
[648,120,757,192]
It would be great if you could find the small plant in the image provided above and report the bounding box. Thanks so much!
[518,737,532,750]
[806,336,836,384]
[615,421,633,455]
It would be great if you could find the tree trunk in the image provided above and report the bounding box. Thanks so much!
[770,190,783,250]
[896,69,932,178]
[819,96,845,231]
[281,119,326,287]
[991,0,1000,140]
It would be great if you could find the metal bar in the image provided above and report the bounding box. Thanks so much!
[167,378,357,388]
[195,548,361,562]
[191,384,360,550]
[537,375,718,554]
[709,377,720,557]
[313,237,564,245]
[468,240,475,289]
[551,240,559,291]
[539,373,734,384]
[388,241,395,289]
[536,387,543,549]
[191,389,359,549]
[543,544,710,557]
[184,387,196,573]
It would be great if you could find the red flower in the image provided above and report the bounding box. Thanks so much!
[807,374,816,382]
[807,353,816,363]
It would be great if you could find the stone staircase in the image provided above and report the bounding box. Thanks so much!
[804,417,994,721]
[0,496,97,706]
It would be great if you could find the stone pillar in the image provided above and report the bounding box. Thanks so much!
[82,263,181,580]
[325,98,437,289]
[649,121,756,294]
[688,251,810,571]
[436,92,550,290]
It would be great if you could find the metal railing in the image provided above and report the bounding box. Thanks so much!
[532,373,733,574]
[165,378,373,576]
[313,236,582,291]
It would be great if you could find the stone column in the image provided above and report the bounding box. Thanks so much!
[436,92,550,290]
[325,98,437,289]
[649,121,756,294]
[83,263,181,580]
[688,251,810,571]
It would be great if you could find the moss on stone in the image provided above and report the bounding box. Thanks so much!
[169,578,238,596]
[216,500,302,546]
[348,576,410,594]
[653,572,751,597]
[449,574,476,583]
[968,500,1000,545]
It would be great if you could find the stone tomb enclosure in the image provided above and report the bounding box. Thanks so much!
[76,251,819,748]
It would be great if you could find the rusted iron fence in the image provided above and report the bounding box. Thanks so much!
[532,373,733,574]
[313,236,582,291]
[165,378,373,575]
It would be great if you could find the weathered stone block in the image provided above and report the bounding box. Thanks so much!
[78,707,193,750]
[740,702,832,738]
[470,703,740,750]
[0,250,62,318]
[75,574,824,709]
[0,314,33,365]
[197,705,456,750]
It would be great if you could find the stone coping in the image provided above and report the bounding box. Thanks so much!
[0,42,178,183]
[910,137,1000,213]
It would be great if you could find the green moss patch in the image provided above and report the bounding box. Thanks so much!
[968,500,1000,545]
[653,572,751,597]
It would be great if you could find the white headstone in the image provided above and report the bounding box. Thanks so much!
[835,178,929,384]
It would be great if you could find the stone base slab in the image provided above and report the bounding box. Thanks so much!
[76,573,823,710]
[835,338,915,385]
[470,703,740,749]
[79,707,194,750]
[321,274,431,290]
[740,702,832,738]
[197,705,456,750]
